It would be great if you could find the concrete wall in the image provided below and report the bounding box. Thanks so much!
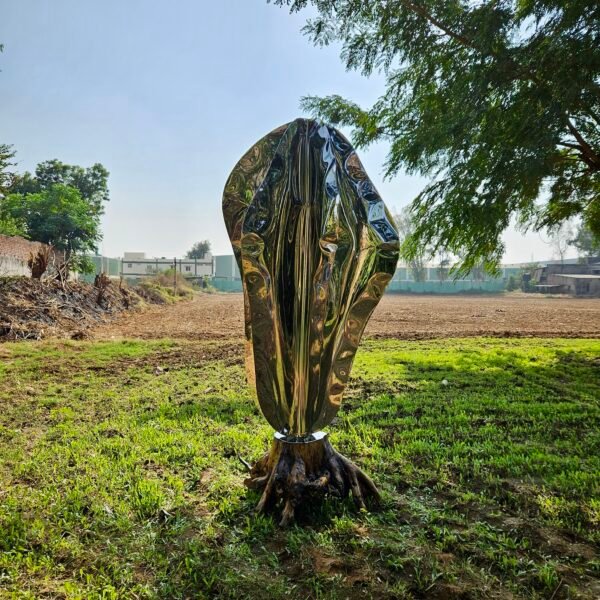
[552,275,600,297]
[0,255,30,276]
[214,254,240,280]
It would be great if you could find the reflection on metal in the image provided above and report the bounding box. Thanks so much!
[223,119,399,439]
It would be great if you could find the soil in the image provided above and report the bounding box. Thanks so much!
[92,292,600,341]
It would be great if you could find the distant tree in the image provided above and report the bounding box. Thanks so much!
[0,145,22,236]
[548,222,574,263]
[569,223,600,258]
[469,262,486,283]
[505,275,518,292]
[10,160,110,216]
[394,208,430,282]
[1,184,101,273]
[518,263,539,292]
[274,1,600,275]
[186,240,211,259]
[436,249,451,283]
[0,144,16,197]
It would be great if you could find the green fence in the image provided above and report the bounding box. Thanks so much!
[210,277,505,294]
[80,255,121,284]
[387,279,505,294]
[211,278,243,292]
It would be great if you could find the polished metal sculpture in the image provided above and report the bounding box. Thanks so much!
[223,118,399,524]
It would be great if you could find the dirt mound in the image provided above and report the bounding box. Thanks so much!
[0,276,149,341]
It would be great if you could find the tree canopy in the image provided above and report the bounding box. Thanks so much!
[393,207,429,281]
[1,184,101,272]
[0,144,22,236]
[273,0,600,273]
[0,144,16,196]
[10,159,110,217]
[186,240,211,259]
[569,222,600,257]
[1,155,110,272]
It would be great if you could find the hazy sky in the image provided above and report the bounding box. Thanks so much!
[1,0,568,263]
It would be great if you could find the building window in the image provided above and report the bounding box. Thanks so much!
[127,263,132,268]
[185,266,191,272]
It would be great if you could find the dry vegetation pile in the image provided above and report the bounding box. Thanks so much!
[0,276,173,341]
[136,271,196,304]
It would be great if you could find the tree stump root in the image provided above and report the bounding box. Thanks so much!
[244,435,380,526]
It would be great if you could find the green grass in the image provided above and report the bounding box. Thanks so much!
[0,337,599,599]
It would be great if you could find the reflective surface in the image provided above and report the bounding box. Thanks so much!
[223,119,399,438]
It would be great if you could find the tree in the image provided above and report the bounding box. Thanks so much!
[569,222,600,257]
[0,144,16,197]
[10,160,110,216]
[273,1,600,274]
[186,240,211,259]
[1,184,101,273]
[548,221,573,263]
[436,249,451,283]
[505,275,518,291]
[0,48,18,221]
[0,215,25,237]
[394,207,429,281]
[0,143,22,236]
[469,262,486,283]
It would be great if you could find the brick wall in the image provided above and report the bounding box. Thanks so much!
[0,235,62,277]
[0,234,47,261]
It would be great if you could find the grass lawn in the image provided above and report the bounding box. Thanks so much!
[0,337,598,599]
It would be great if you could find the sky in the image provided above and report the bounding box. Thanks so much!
[0,0,569,263]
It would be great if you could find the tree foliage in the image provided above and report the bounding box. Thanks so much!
[273,0,600,273]
[393,207,430,281]
[186,240,211,259]
[548,221,573,263]
[10,159,110,217]
[0,215,25,237]
[1,185,101,273]
[569,222,600,257]
[0,144,16,197]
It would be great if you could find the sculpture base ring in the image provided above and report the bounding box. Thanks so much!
[245,434,380,526]
[274,431,327,444]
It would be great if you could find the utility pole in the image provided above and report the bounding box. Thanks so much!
[173,257,177,296]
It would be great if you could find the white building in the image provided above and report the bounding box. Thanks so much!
[121,252,213,280]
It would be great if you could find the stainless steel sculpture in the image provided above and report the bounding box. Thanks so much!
[223,118,399,524]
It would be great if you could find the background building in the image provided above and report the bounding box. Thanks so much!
[120,252,213,283]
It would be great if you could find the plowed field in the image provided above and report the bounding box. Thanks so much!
[92,292,600,340]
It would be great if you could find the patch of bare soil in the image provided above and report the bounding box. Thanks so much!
[93,292,245,341]
[92,292,600,341]
[0,276,146,341]
[367,293,600,339]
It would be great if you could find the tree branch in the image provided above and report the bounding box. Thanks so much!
[400,1,476,50]
[566,118,600,170]
[400,2,600,171]
[557,142,583,151]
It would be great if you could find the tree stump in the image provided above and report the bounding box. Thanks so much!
[244,433,380,526]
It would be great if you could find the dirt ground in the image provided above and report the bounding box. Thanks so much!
[92,292,600,341]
